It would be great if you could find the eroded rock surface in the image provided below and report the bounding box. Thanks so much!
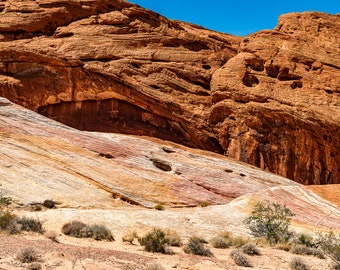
[0,1,339,185]
[1,97,339,233]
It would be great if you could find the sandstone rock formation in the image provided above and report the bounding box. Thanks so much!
[1,97,340,233]
[0,0,339,185]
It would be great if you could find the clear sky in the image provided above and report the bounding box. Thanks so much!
[127,1,339,36]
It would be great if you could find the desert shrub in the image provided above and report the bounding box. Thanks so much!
[154,204,164,211]
[164,229,182,247]
[45,230,59,242]
[183,236,213,257]
[232,236,251,247]
[83,224,114,241]
[16,217,44,233]
[0,191,12,206]
[146,263,165,270]
[210,236,230,249]
[62,221,113,241]
[213,232,249,248]
[295,233,314,248]
[290,244,324,259]
[28,263,42,270]
[332,262,340,270]
[189,235,208,244]
[62,221,86,237]
[230,249,252,267]
[316,231,340,262]
[289,257,308,270]
[242,243,261,256]
[138,228,170,254]
[199,201,209,207]
[122,230,138,244]
[17,247,38,263]
[243,201,295,246]
[275,242,292,251]
[0,209,16,230]
[42,199,55,209]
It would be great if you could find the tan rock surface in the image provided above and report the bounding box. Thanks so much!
[1,97,339,232]
[0,1,338,185]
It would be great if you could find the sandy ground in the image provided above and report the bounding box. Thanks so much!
[0,204,337,270]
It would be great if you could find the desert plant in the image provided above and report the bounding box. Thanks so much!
[164,229,182,247]
[210,236,230,249]
[42,199,55,209]
[138,228,170,253]
[83,224,114,241]
[62,221,86,237]
[17,247,38,263]
[295,233,314,248]
[315,231,340,265]
[122,230,138,244]
[62,221,113,241]
[16,217,44,233]
[289,257,308,270]
[242,243,261,256]
[45,230,59,242]
[0,191,12,206]
[243,201,295,246]
[290,244,324,259]
[154,204,164,211]
[275,242,292,251]
[199,201,209,207]
[0,209,16,230]
[230,249,252,267]
[28,263,42,270]
[183,236,213,257]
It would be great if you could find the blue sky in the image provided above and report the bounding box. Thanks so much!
[127,1,339,36]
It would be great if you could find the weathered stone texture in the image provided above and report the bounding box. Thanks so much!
[0,1,339,184]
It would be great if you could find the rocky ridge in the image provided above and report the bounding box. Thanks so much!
[0,0,339,185]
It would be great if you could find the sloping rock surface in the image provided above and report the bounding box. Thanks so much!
[0,1,339,185]
[1,97,339,232]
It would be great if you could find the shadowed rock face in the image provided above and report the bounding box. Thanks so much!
[0,1,339,184]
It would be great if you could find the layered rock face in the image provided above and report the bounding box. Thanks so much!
[0,0,339,184]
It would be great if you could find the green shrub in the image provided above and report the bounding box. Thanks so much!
[138,228,170,253]
[295,233,314,248]
[290,257,308,270]
[0,191,12,206]
[242,243,261,256]
[230,249,252,267]
[16,217,44,233]
[316,231,340,262]
[243,201,295,246]
[183,237,213,257]
[17,247,38,263]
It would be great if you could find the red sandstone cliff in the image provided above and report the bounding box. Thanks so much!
[0,0,339,184]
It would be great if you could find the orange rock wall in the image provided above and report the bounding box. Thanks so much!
[0,1,339,184]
